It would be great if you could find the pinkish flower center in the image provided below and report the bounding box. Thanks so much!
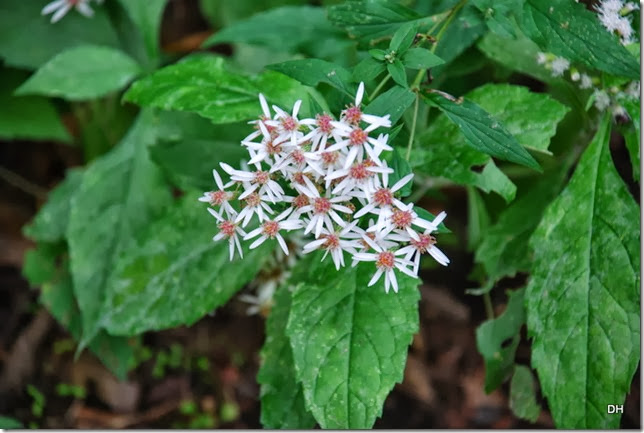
[391,209,413,229]
[244,193,261,208]
[254,170,270,184]
[266,140,282,155]
[281,116,297,131]
[411,234,436,253]
[292,171,307,185]
[293,194,310,208]
[344,105,362,124]
[321,151,339,165]
[349,163,369,180]
[322,234,340,250]
[349,128,368,145]
[376,251,395,269]
[361,232,376,250]
[291,149,306,165]
[218,220,236,238]
[373,188,393,206]
[316,113,333,133]
[209,190,230,206]
[313,197,332,214]
[262,220,280,238]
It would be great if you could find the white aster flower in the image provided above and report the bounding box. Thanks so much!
[593,90,612,111]
[235,191,275,227]
[243,208,302,255]
[354,171,414,218]
[245,94,277,143]
[550,57,570,77]
[220,162,285,203]
[341,82,392,129]
[239,281,277,316]
[296,183,353,238]
[198,169,236,217]
[302,222,363,270]
[536,52,548,65]
[392,211,450,274]
[208,208,246,260]
[579,73,594,89]
[327,123,394,168]
[42,0,96,23]
[269,100,305,147]
[326,160,392,196]
[353,236,417,294]
[370,202,437,241]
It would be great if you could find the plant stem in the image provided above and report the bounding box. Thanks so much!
[483,292,495,320]
[0,165,47,199]
[405,94,420,161]
[369,73,391,101]
[431,0,467,54]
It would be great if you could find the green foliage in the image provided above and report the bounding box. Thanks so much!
[102,192,275,335]
[423,91,541,170]
[16,45,141,101]
[0,68,70,142]
[286,257,420,428]
[520,0,639,79]
[258,286,316,429]
[267,59,355,97]
[401,47,445,70]
[509,365,541,423]
[0,416,23,429]
[67,111,172,346]
[364,85,415,124]
[466,186,490,251]
[476,288,525,393]
[472,0,523,38]
[124,56,307,124]
[621,99,640,182]
[525,116,640,428]
[116,0,168,67]
[433,4,486,66]
[0,0,119,70]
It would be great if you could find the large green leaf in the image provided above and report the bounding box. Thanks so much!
[116,0,168,66]
[286,257,420,428]
[521,0,640,79]
[67,111,172,346]
[364,85,415,124]
[423,92,541,170]
[476,288,525,392]
[258,284,316,429]
[525,115,640,428]
[0,68,70,142]
[102,192,274,335]
[267,59,355,97]
[23,169,84,243]
[16,45,141,101]
[0,0,119,70]
[327,0,436,44]
[124,56,307,124]
[433,3,486,66]
[509,365,541,423]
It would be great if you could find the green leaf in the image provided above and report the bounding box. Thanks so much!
[0,0,119,70]
[286,257,420,428]
[67,111,172,346]
[0,68,70,142]
[16,45,142,100]
[389,148,412,198]
[621,98,640,182]
[23,169,83,243]
[267,59,355,97]
[509,365,541,423]
[124,56,307,124]
[0,415,23,429]
[203,6,346,56]
[475,164,568,286]
[116,0,168,66]
[433,4,486,66]
[401,48,445,70]
[386,59,407,87]
[525,115,640,428]
[327,0,435,44]
[466,186,490,251]
[353,57,386,82]
[389,22,417,52]
[521,0,640,79]
[102,192,274,335]
[149,113,248,191]
[476,288,525,393]
[258,286,316,429]
[364,85,415,124]
[472,0,524,38]
[423,91,541,170]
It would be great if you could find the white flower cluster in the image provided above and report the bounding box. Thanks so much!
[596,0,639,45]
[42,0,103,23]
[200,83,449,294]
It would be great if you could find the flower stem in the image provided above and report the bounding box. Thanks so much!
[405,94,420,161]
[431,0,467,54]
[483,292,495,320]
[369,73,391,101]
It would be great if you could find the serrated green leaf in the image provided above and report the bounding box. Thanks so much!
[67,111,172,346]
[353,57,386,82]
[102,192,274,335]
[401,47,445,70]
[509,365,541,423]
[475,164,568,286]
[525,115,640,428]
[521,0,639,79]
[124,56,307,124]
[267,59,355,97]
[258,286,316,429]
[116,0,168,66]
[389,22,417,52]
[0,0,119,70]
[386,59,407,87]
[476,288,525,393]
[0,68,70,142]
[23,169,83,243]
[149,112,247,191]
[16,45,141,100]
[423,92,541,170]
[203,6,346,57]
[327,0,436,44]
[364,85,414,124]
[286,257,420,428]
